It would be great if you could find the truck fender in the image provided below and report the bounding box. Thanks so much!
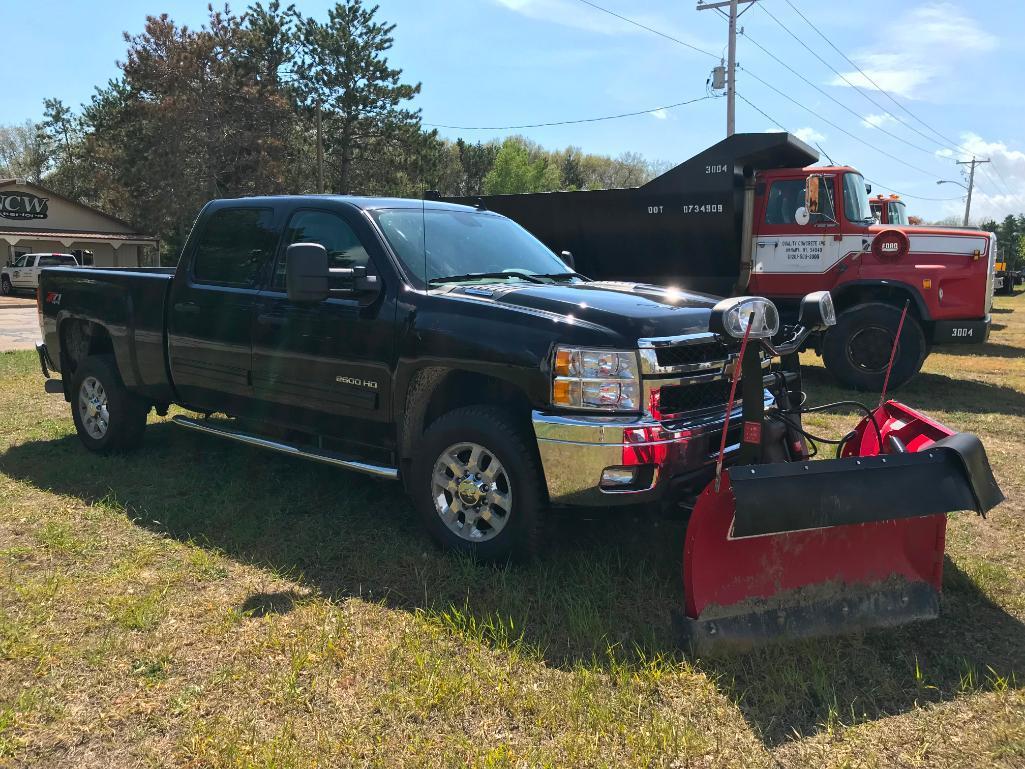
[831,279,931,321]
[398,366,450,463]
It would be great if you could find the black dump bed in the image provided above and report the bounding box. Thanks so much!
[442,132,818,297]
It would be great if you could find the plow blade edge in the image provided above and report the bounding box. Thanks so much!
[679,402,1003,651]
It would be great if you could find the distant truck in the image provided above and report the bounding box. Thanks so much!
[443,133,997,390]
[869,194,910,226]
[2,253,78,295]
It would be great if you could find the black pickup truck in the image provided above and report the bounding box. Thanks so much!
[36,195,817,560]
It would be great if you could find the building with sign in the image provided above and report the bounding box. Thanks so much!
[0,179,158,267]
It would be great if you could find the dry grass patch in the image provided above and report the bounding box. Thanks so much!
[0,294,1023,767]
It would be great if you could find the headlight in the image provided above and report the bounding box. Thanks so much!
[552,346,640,411]
[709,296,780,339]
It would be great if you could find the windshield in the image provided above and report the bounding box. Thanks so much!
[843,173,874,224]
[370,208,573,286]
[889,201,909,226]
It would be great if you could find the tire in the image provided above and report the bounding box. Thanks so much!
[0,276,12,296]
[70,356,149,454]
[822,302,927,391]
[412,405,546,562]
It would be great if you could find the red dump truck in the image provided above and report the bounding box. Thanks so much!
[443,133,997,391]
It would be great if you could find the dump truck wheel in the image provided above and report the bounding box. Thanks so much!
[823,303,926,391]
[71,356,149,454]
[413,405,545,562]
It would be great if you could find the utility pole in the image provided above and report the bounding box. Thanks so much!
[956,156,989,227]
[315,96,324,194]
[697,0,758,136]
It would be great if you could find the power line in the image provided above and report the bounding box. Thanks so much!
[734,91,962,202]
[423,95,712,130]
[574,0,720,59]
[737,65,951,180]
[777,0,981,161]
[740,30,942,159]
[735,91,786,130]
[757,2,961,157]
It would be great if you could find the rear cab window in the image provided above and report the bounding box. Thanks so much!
[192,207,278,287]
[38,255,77,267]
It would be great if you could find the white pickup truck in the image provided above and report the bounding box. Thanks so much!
[1,253,78,295]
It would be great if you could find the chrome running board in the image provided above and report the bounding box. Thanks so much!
[172,415,399,481]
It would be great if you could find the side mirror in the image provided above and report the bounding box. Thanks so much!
[794,207,811,226]
[805,174,822,215]
[286,242,329,303]
[560,250,575,270]
[798,290,836,330]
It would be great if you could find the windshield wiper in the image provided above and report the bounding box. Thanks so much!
[530,271,588,281]
[428,270,546,285]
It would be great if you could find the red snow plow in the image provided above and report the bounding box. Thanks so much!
[677,292,1004,650]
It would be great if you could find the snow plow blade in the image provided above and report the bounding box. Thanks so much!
[678,401,1004,652]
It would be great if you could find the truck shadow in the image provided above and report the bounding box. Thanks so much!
[2,423,1023,748]
[801,366,1025,415]
[933,342,1024,359]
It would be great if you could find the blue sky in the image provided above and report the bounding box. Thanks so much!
[3,0,1022,222]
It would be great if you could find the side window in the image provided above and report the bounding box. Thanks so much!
[192,207,277,286]
[13,255,28,268]
[764,178,836,225]
[273,210,372,290]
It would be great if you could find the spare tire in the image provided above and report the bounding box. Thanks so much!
[822,302,926,391]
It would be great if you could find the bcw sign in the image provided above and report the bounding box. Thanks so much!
[0,192,49,221]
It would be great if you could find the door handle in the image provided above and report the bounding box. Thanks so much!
[256,313,287,327]
[174,301,200,315]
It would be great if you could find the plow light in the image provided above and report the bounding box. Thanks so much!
[798,290,837,330]
[709,296,780,339]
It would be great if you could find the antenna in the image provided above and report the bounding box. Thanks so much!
[815,142,836,166]
[420,151,428,287]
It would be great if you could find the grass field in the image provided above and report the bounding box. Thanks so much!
[1,295,1024,768]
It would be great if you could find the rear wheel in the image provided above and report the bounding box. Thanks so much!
[71,356,149,453]
[1,276,12,296]
[823,302,927,391]
[413,406,545,562]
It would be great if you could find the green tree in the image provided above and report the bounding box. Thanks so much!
[0,121,49,181]
[484,137,561,194]
[295,1,422,194]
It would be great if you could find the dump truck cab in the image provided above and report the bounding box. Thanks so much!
[869,194,910,226]
[747,162,996,388]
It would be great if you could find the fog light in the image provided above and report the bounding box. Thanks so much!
[600,466,638,489]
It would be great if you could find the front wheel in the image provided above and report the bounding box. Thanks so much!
[412,406,546,562]
[822,302,927,391]
[71,356,149,453]
[0,276,12,296]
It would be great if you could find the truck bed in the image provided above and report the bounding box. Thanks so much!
[38,266,177,403]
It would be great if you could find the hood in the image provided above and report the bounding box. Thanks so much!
[443,280,719,341]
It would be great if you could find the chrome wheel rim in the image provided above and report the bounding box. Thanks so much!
[432,441,512,543]
[78,376,110,440]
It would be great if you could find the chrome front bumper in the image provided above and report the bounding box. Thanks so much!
[532,398,769,506]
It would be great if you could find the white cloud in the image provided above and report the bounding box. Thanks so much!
[828,3,997,99]
[861,113,896,129]
[649,108,668,120]
[492,0,714,51]
[794,127,825,144]
[938,133,1025,223]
